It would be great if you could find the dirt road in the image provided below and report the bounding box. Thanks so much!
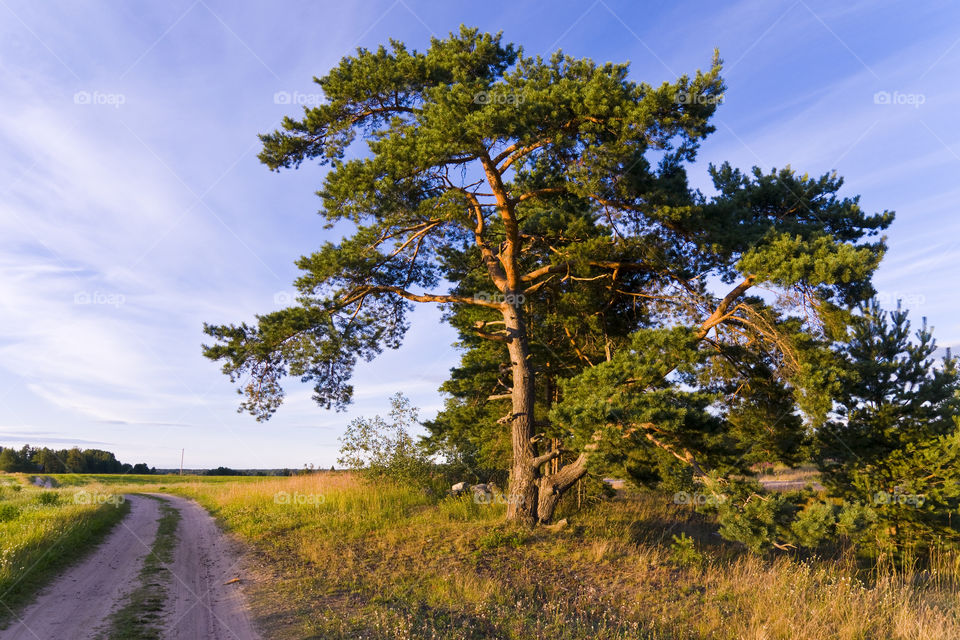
[155,494,259,639]
[1,494,260,640]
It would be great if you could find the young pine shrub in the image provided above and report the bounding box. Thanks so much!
[669,532,704,568]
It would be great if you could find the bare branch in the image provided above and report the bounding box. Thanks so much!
[698,275,756,337]
[494,140,550,172]
[471,328,510,343]
[520,259,650,285]
[563,326,594,367]
[538,452,588,495]
[532,449,561,468]
[385,221,443,261]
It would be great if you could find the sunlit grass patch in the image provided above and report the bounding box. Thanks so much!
[0,475,129,624]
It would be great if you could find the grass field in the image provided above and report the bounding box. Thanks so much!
[0,474,129,623]
[172,474,960,640]
[3,471,959,639]
[35,473,265,486]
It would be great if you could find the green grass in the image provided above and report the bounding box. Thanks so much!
[0,472,259,628]
[100,495,180,640]
[0,474,130,626]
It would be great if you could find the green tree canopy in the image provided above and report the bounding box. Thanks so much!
[203,27,892,524]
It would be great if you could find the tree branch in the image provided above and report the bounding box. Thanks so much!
[514,187,566,204]
[532,449,561,468]
[494,140,550,172]
[349,104,416,124]
[698,275,756,337]
[563,326,594,367]
[341,285,504,310]
[538,452,588,494]
[640,430,708,478]
[521,259,651,285]
[470,328,510,343]
[588,422,709,478]
[479,152,521,290]
[452,186,508,291]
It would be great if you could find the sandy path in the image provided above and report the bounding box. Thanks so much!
[151,494,259,640]
[0,494,260,640]
[1,495,161,640]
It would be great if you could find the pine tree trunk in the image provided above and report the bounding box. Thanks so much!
[503,300,539,526]
[500,291,589,525]
[536,453,588,523]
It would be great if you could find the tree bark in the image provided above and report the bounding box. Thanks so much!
[536,453,588,523]
[476,151,541,526]
[503,300,539,525]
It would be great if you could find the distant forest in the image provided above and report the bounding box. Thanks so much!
[0,444,154,474]
[0,444,321,476]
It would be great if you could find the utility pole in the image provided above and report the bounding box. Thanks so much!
[180,448,184,476]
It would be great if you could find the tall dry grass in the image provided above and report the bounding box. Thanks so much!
[147,473,960,639]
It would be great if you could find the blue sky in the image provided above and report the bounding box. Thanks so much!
[0,0,957,468]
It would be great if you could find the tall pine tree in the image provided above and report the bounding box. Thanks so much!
[203,28,892,525]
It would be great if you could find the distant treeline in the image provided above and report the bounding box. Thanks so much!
[198,465,338,476]
[201,466,301,476]
[0,446,333,476]
[0,444,155,474]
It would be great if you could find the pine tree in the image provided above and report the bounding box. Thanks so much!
[203,27,892,525]
[817,300,960,548]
